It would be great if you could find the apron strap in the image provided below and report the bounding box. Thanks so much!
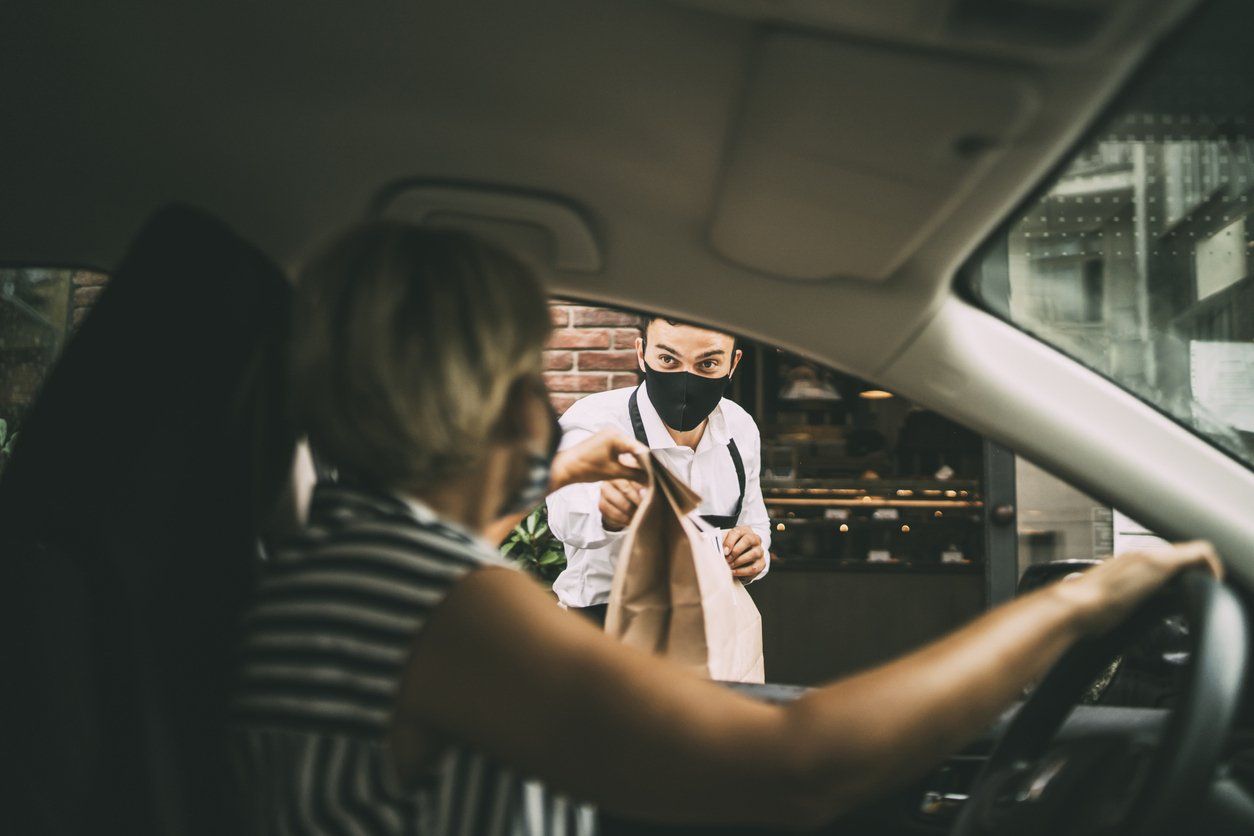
[627,388,649,446]
[725,438,746,520]
[631,387,746,527]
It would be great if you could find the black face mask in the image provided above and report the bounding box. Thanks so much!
[643,362,730,432]
[498,406,563,517]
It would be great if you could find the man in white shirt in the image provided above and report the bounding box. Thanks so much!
[548,317,771,624]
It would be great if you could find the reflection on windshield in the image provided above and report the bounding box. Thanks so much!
[973,0,1253,468]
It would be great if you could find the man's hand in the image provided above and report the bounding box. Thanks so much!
[551,429,648,491]
[600,479,645,532]
[723,526,766,579]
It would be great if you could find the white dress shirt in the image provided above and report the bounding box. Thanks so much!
[548,384,772,609]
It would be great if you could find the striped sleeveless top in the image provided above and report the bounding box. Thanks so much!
[231,481,594,835]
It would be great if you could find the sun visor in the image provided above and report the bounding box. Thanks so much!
[709,34,1039,282]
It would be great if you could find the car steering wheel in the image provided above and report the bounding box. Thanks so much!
[951,569,1248,836]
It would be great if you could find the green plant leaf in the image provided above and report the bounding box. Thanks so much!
[498,504,564,579]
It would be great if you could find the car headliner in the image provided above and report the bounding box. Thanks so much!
[2,0,1252,581]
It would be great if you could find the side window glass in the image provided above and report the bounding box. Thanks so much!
[0,269,106,476]
[1014,458,1111,571]
[528,302,998,686]
[736,346,985,569]
[532,301,1178,701]
[1015,459,1185,710]
[1015,457,1167,578]
[734,342,992,685]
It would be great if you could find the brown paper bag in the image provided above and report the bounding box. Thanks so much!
[604,452,765,683]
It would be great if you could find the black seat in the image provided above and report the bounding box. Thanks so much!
[0,206,295,836]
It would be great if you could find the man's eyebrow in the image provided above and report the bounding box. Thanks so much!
[654,343,726,360]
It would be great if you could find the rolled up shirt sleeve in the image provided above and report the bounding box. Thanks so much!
[545,407,621,551]
[546,481,620,551]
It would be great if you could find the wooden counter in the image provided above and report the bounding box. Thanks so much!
[747,563,986,686]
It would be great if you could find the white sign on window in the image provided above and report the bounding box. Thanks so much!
[1190,341,1254,433]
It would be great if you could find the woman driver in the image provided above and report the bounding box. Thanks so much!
[231,223,1220,834]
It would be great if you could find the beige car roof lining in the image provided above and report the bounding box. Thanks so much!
[0,0,1198,372]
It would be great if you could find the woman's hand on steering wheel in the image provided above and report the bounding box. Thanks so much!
[953,546,1243,836]
[1058,540,1223,637]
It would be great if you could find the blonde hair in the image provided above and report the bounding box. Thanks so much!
[288,223,551,491]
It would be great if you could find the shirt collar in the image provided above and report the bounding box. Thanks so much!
[308,479,502,559]
[396,493,500,553]
[636,383,729,453]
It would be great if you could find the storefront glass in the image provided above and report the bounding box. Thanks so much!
[730,344,987,571]
[726,342,992,684]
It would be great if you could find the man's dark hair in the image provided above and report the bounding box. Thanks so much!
[641,316,738,352]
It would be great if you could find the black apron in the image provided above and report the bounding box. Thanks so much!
[628,388,745,529]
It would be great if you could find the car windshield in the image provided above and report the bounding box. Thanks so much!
[968,0,1253,470]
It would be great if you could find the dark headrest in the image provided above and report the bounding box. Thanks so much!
[0,205,294,836]
[0,204,293,541]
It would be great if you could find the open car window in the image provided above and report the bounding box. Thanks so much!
[967,0,1254,470]
[539,302,996,685]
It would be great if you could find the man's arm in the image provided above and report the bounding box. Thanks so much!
[546,481,621,550]
[545,412,636,550]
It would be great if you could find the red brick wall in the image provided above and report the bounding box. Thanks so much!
[544,301,642,414]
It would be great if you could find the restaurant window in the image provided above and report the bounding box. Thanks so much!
[725,341,998,685]
[728,345,987,571]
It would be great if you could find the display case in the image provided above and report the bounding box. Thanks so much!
[731,343,987,572]
[765,478,983,569]
[719,341,999,683]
